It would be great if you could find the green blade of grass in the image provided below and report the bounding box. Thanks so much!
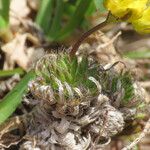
[0,0,10,28]
[0,68,24,78]
[55,0,92,41]
[124,50,150,59]
[0,16,7,28]
[0,70,36,124]
[0,0,13,42]
[35,0,54,33]
[48,0,64,40]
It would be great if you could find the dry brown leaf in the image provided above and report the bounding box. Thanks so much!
[10,0,30,27]
[78,31,121,63]
[78,31,125,73]
[0,116,25,149]
[2,33,40,70]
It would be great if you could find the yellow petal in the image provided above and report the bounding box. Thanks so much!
[104,0,148,22]
[132,8,150,33]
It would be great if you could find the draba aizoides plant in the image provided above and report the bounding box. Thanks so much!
[21,52,146,149]
[0,1,149,149]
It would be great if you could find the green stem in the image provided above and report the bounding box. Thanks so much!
[70,20,107,58]
[69,12,110,58]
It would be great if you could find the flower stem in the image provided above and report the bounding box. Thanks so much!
[70,13,110,58]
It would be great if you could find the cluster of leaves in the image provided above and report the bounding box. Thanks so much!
[111,71,134,104]
[35,54,100,97]
[99,69,134,105]
[35,54,135,105]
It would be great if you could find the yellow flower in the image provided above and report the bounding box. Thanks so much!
[132,8,150,33]
[104,0,148,22]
